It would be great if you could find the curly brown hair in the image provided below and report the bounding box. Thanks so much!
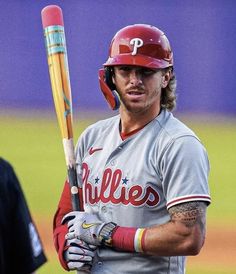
[161,69,177,111]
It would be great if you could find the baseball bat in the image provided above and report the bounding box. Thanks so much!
[41,4,80,212]
[41,6,89,273]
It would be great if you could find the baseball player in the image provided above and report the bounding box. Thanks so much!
[53,24,211,274]
[0,158,47,274]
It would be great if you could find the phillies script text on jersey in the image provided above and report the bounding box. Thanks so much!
[82,163,160,207]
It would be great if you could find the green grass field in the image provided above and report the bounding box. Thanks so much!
[1,110,236,274]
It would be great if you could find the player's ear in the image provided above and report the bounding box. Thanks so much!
[105,67,116,90]
[161,69,171,88]
[112,74,115,85]
[111,69,116,85]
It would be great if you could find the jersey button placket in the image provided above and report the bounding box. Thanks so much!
[101,205,107,213]
[97,261,103,267]
[110,160,115,166]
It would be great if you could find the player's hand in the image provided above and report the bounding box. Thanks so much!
[62,211,117,247]
[62,211,104,246]
[64,238,95,271]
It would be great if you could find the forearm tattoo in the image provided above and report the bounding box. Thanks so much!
[168,201,207,229]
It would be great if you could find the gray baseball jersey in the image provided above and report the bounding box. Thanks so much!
[75,109,211,274]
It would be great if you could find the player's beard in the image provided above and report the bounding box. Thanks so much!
[118,87,162,116]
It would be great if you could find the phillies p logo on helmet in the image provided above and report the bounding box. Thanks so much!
[130,38,144,55]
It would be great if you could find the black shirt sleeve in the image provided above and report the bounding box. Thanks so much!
[0,158,47,274]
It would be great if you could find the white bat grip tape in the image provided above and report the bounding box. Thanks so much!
[62,138,76,167]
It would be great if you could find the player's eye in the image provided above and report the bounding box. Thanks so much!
[140,68,157,76]
[118,66,132,72]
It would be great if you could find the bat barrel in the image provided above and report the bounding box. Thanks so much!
[42,5,73,140]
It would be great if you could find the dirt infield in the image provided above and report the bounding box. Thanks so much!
[37,218,236,268]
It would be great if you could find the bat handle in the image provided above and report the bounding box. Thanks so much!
[67,167,92,274]
[67,166,80,211]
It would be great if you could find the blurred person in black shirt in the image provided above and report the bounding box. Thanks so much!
[0,157,47,274]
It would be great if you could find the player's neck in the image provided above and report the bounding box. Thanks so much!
[119,106,161,135]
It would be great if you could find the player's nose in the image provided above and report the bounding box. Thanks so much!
[129,70,143,86]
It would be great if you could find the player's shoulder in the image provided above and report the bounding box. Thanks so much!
[90,115,119,126]
[150,110,209,161]
[76,115,120,150]
[82,115,120,136]
[154,109,198,140]
[151,109,204,152]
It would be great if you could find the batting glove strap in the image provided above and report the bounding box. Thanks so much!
[99,222,118,247]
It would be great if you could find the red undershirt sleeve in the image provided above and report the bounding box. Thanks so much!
[53,180,84,270]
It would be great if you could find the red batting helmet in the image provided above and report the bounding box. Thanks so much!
[99,24,173,110]
[104,24,173,69]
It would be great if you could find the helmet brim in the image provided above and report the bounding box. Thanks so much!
[104,54,173,69]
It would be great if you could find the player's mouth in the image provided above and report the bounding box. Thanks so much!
[126,90,145,99]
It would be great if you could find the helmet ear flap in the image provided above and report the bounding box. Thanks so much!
[98,68,120,110]
[104,67,116,91]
